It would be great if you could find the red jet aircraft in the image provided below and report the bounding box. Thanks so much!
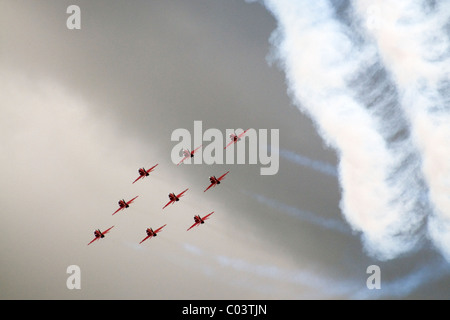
[87,226,114,245]
[132,164,158,184]
[113,195,139,215]
[139,224,167,244]
[177,145,202,165]
[224,129,249,149]
[187,212,214,231]
[204,171,230,192]
[163,189,188,209]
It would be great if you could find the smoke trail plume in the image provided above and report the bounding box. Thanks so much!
[351,0,450,262]
[255,0,450,261]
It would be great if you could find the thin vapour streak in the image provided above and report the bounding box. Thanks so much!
[183,241,448,299]
[278,148,338,177]
[243,190,352,235]
[182,242,359,297]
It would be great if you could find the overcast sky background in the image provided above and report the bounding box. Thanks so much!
[1,0,449,299]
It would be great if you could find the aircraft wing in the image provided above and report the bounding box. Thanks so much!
[187,222,199,231]
[132,175,143,184]
[203,182,215,192]
[112,207,123,216]
[217,171,230,181]
[177,155,189,166]
[87,237,99,246]
[102,226,114,234]
[202,212,214,221]
[238,129,249,138]
[224,140,235,150]
[192,145,202,154]
[163,200,174,209]
[176,188,189,198]
[126,195,139,205]
[139,235,152,244]
[154,224,167,234]
[147,163,158,173]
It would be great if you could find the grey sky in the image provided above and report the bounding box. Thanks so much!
[1,0,449,299]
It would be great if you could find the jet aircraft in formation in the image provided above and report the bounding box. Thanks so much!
[177,145,202,165]
[224,129,249,149]
[163,188,189,210]
[113,196,139,215]
[89,151,230,244]
[204,171,229,192]
[88,226,114,245]
[132,164,158,184]
[139,224,167,244]
[187,212,214,231]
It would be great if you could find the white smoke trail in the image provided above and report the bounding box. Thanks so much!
[351,0,450,262]
[257,0,429,261]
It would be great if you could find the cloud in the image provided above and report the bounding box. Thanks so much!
[352,0,450,262]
